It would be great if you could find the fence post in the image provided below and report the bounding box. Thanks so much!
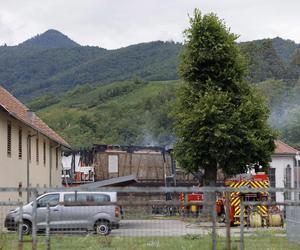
[46,203,51,250]
[32,189,37,250]
[18,203,23,250]
[211,197,217,250]
[225,191,231,250]
[240,198,244,250]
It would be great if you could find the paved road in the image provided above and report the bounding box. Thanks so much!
[110,219,287,237]
[111,219,209,236]
[0,218,286,238]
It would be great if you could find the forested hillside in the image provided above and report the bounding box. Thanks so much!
[1,30,299,102]
[2,30,300,148]
[31,79,179,147]
[0,30,181,101]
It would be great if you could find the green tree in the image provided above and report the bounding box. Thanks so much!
[173,9,276,185]
[288,49,300,79]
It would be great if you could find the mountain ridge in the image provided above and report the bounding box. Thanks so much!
[0,30,300,102]
[18,29,80,49]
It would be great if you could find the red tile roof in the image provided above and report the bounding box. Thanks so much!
[0,86,70,148]
[274,140,298,155]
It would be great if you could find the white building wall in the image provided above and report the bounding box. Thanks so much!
[270,155,295,202]
[0,110,62,202]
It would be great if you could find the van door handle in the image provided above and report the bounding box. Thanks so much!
[53,209,59,211]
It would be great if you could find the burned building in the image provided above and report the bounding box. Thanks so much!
[62,145,201,214]
[62,144,199,188]
[93,144,198,187]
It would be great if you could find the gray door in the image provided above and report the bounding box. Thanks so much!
[60,193,90,229]
[36,193,61,229]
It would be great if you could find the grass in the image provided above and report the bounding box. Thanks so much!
[0,231,299,250]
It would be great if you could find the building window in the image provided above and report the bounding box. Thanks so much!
[36,138,39,164]
[108,155,118,173]
[7,121,11,157]
[18,128,22,159]
[285,165,292,200]
[55,148,59,169]
[285,165,292,187]
[43,141,46,166]
[269,168,276,200]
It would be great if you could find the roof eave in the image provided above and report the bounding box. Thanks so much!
[0,104,71,149]
[272,153,297,157]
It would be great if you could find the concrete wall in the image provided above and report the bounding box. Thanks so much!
[270,155,295,202]
[0,110,62,202]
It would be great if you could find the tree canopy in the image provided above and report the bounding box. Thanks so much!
[173,9,276,185]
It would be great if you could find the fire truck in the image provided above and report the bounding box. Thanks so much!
[180,172,283,227]
[216,172,283,227]
[179,193,203,214]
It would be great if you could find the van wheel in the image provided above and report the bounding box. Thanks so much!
[21,220,32,235]
[95,221,110,235]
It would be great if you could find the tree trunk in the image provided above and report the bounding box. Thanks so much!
[204,164,217,186]
[202,164,217,220]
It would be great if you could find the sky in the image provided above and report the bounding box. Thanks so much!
[0,0,299,49]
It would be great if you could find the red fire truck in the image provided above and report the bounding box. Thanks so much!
[180,172,283,227]
[216,172,283,227]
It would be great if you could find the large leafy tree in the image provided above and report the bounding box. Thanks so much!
[174,10,276,185]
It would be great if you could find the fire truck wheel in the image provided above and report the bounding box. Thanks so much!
[268,214,282,227]
[249,213,262,227]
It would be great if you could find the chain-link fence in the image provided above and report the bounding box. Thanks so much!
[286,204,300,245]
[0,187,299,250]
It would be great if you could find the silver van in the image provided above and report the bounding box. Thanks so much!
[5,191,121,235]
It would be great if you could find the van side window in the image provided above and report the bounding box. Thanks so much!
[77,194,88,202]
[64,193,110,205]
[64,193,87,204]
[64,194,75,203]
[37,194,59,207]
[90,194,110,202]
